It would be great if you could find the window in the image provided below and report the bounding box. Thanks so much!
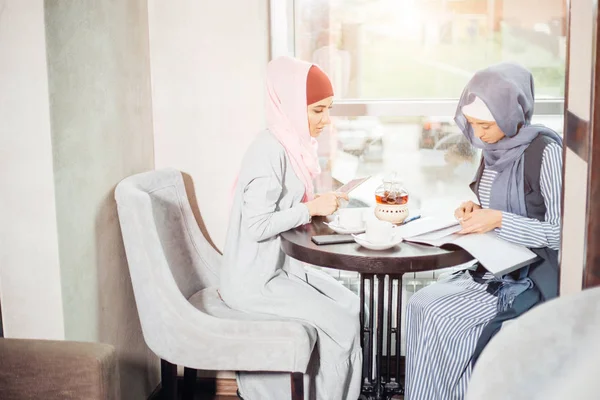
[270,0,567,327]
[270,0,567,208]
[292,0,567,100]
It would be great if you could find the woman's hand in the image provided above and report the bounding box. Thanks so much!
[454,201,482,221]
[457,209,503,234]
[305,192,349,216]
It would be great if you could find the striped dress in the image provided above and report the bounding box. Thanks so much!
[404,142,562,400]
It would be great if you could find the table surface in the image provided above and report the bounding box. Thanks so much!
[280,216,474,275]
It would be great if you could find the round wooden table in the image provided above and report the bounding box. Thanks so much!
[281,217,473,400]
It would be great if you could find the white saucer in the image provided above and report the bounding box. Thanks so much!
[352,233,403,250]
[323,221,366,235]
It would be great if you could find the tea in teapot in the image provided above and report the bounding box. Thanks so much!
[374,172,409,224]
[375,172,409,205]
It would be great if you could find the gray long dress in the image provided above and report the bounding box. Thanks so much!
[220,130,363,400]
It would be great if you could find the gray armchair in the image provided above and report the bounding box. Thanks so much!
[115,168,316,400]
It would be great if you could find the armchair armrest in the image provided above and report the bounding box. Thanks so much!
[0,338,119,400]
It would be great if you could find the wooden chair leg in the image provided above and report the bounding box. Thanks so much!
[161,359,177,400]
[183,367,197,400]
[290,372,304,400]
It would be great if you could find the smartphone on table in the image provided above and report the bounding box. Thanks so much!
[311,234,355,245]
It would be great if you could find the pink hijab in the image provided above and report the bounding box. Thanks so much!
[266,56,323,201]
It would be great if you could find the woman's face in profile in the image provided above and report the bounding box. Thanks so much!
[307,96,334,138]
[466,116,506,144]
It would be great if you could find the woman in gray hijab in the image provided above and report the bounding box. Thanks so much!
[404,63,563,400]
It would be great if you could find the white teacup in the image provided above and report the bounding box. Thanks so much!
[336,208,364,229]
[366,219,396,243]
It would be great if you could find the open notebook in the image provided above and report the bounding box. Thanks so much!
[395,215,538,277]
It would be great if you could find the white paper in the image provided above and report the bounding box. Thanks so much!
[406,231,538,277]
[411,224,462,241]
[451,232,538,276]
[394,214,460,239]
[399,213,538,277]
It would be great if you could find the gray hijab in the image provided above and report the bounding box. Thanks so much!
[454,63,563,217]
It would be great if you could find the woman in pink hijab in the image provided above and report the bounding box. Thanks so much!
[220,56,362,400]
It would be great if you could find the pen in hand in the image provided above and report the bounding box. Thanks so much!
[401,215,421,225]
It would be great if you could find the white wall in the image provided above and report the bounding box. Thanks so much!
[148,0,270,250]
[44,1,159,398]
[567,0,593,122]
[3,0,269,392]
[0,0,65,340]
[560,149,588,293]
[1,1,159,398]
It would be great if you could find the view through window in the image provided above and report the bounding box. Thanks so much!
[295,0,566,99]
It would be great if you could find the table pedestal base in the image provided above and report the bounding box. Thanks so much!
[359,274,405,400]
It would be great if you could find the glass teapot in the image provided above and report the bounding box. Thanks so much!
[375,172,409,205]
